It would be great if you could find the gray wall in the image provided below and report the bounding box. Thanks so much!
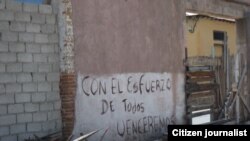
[71,0,186,140]
[0,0,61,140]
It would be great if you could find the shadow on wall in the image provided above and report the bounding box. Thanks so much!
[15,0,51,4]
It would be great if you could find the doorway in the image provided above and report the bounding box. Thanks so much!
[185,12,237,124]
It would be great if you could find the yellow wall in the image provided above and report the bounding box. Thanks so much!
[186,17,236,57]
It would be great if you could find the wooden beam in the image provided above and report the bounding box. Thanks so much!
[186,83,218,93]
[187,77,215,83]
[188,91,215,98]
[187,110,212,118]
[187,104,214,112]
[186,71,215,78]
[73,129,101,141]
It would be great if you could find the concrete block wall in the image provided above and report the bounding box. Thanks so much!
[0,0,61,140]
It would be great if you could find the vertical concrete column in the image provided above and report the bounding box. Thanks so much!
[235,18,246,123]
[245,12,250,120]
[57,0,75,139]
[235,12,250,123]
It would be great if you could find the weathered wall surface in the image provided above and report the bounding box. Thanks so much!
[74,73,184,141]
[0,0,61,140]
[72,0,184,74]
[226,0,250,5]
[186,0,250,19]
[71,0,185,140]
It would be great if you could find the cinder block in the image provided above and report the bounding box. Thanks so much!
[35,34,48,43]
[0,126,9,136]
[23,83,37,92]
[1,135,17,141]
[54,45,59,53]
[15,93,31,103]
[18,53,33,62]
[0,84,4,94]
[9,43,25,52]
[39,5,52,14]
[15,13,31,22]
[0,94,15,104]
[26,43,40,53]
[46,92,60,101]
[48,55,59,63]
[41,44,54,53]
[38,64,52,72]
[0,53,16,63]
[6,0,22,11]
[24,103,39,112]
[40,102,53,111]
[56,119,62,130]
[7,63,22,72]
[17,113,32,123]
[34,54,47,63]
[10,22,25,32]
[0,21,9,31]
[17,73,32,82]
[0,64,6,72]
[23,63,38,72]
[46,15,56,24]
[42,121,55,131]
[6,83,22,93]
[26,23,40,33]
[48,34,58,43]
[8,104,24,113]
[47,73,59,82]
[0,42,8,52]
[0,11,14,21]
[38,82,51,92]
[33,112,47,122]
[23,3,38,12]
[0,0,6,10]
[31,13,45,24]
[0,105,7,115]
[0,115,16,125]
[48,110,60,120]
[27,123,42,132]
[52,64,59,72]
[10,124,26,134]
[2,32,18,42]
[33,73,45,82]
[19,33,34,43]
[32,93,46,102]
[52,82,59,92]
[0,73,16,83]
[18,133,35,141]
[54,101,61,110]
[41,24,55,33]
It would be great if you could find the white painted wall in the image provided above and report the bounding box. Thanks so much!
[73,72,185,141]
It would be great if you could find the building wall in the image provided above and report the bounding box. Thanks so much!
[71,0,185,140]
[0,0,61,140]
[186,17,236,57]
